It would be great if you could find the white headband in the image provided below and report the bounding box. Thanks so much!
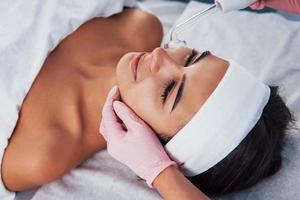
[165,60,270,176]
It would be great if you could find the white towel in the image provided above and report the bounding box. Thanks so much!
[0,0,137,199]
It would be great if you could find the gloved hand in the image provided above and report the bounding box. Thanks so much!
[250,0,300,14]
[100,86,177,187]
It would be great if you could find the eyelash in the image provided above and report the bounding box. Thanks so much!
[161,80,176,103]
[185,49,197,67]
[160,49,195,103]
[160,49,209,104]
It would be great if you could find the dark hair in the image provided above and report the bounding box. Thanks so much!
[160,86,294,197]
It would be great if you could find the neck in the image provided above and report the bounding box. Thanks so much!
[72,62,116,148]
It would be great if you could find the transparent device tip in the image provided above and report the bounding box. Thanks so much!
[164,4,218,49]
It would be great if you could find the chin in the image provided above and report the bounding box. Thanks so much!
[115,52,137,97]
[116,52,136,75]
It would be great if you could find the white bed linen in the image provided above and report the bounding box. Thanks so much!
[14,1,300,200]
[0,0,138,199]
[142,0,187,35]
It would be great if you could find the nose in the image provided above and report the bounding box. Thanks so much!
[149,47,174,74]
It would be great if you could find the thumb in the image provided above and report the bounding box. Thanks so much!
[113,101,144,131]
[250,0,266,10]
[100,119,125,141]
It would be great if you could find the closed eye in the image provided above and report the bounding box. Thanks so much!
[171,74,186,112]
[161,80,176,103]
[185,50,211,67]
[184,49,197,67]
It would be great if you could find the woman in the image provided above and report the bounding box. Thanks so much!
[1,0,296,198]
[98,0,298,198]
[101,46,292,197]
[1,6,164,191]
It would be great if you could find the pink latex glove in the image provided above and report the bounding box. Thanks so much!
[250,0,300,14]
[100,86,177,187]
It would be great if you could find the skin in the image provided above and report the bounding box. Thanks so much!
[1,6,228,195]
[2,8,163,191]
[116,48,228,137]
[153,166,210,200]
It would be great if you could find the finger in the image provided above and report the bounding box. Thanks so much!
[113,101,145,131]
[108,86,120,100]
[100,86,123,140]
[99,119,122,139]
[250,0,265,9]
[100,120,125,141]
[102,86,120,123]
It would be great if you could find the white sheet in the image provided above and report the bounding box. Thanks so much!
[142,0,187,35]
[14,1,300,200]
[0,0,138,199]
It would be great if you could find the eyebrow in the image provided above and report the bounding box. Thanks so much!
[171,74,186,112]
[192,50,211,66]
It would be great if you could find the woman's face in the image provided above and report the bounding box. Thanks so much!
[116,47,228,138]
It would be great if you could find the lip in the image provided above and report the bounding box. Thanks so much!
[131,52,145,81]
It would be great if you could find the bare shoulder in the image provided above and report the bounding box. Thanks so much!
[2,112,106,192]
[1,123,73,191]
[51,7,163,66]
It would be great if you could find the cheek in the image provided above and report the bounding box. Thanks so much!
[123,87,157,120]
[130,96,176,136]
[120,85,166,133]
[118,79,180,137]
